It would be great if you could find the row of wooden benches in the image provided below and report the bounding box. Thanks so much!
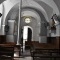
[29,41,60,60]
[31,49,60,60]
[0,43,16,60]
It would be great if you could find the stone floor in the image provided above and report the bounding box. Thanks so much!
[14,49,60,60]
[14,57,32,60]
[14,46,60,60]
[14,57,60,60]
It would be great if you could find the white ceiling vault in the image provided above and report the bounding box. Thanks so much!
[34,0,59,15]
[22,0,49,22]
[0,0,60,25]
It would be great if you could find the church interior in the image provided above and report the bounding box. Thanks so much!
[0,0,60,60]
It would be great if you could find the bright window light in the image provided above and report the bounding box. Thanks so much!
[25,18,31,23]
[23,26,28,40]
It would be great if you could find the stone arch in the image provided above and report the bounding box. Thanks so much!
[1,0,49,35]
[5,5,48,42]
[27,26,33,41]
[4,0,49,25]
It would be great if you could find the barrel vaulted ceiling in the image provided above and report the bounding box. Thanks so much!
[0,0,60,25]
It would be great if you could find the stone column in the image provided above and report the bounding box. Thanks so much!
[17,0,22,45]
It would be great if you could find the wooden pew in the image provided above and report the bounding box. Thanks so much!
[25,41,32,49]
[0,44,15,60]
[31,49,60,60]
[31,42,60,60]
[0,35,21,58]
[0,35,6,44]
[25,41,39,50]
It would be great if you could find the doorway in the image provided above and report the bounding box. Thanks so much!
[23,26,32,43]
[27,28,32,41]
[22,26,33,51]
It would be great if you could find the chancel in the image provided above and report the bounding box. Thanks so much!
[0,0,60,60]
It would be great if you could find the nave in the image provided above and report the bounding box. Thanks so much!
[0,0,60,60]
